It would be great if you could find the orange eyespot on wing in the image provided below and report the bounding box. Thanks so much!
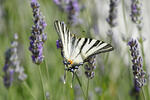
[68,59,73,65]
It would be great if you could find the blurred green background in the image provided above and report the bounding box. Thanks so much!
[0,0,150,100]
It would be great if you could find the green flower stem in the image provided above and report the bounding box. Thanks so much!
[104,53,109,64]
[142,87,146,100]
[121,0,128,34]
[75,73,86,99]
[44,59,50,84]
[138,28,149,100]
[23,82,37,100]
[0,76,10,100]
[104,28,112,65]
[138,30,146,70]
[86,78,90,100]
[121,0,132,85]
[38,65,46,100]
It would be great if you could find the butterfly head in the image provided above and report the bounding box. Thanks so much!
[63,59,83,72]
[63,59,74,67]
[68,59,73,65]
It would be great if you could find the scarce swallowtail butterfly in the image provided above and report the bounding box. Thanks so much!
[54,20,114,81]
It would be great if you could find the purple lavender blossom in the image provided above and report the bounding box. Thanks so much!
[106,0,119,27]
[128,39,146,88]
[66,0,80,25]
[29,0,47,64]
[53,0,61,5]
[130,79,140,99]
[3,34,27,88]
[56,39,63,49]
[56,39,64,59]
[53,0,80,25]
[56,40,61,49]
[131,0,143,30]
[3,68,14,88]
[84,56,96,79]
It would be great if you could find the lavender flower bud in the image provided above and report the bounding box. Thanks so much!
[131,0,143,30]
[56,39,65,58]
[29,0,47,64]
[130,79,140,99]
[128,39,146,88]
[106,0,119,27]
[84,56,96,79]
[16,66,27,81]
[56,39,62,49]
[3,69,14,88]
[46,91,50,100]
[3,33,27,88]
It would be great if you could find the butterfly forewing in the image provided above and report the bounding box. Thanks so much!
[54,20,114,65]
[54,20,72,59]
[70,38,84,63]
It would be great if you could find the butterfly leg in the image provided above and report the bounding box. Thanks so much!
[71,71,75,88]
[74,66,79,69]
[64,66,68,84]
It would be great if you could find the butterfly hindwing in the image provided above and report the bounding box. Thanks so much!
[73,38,114,62]
[54,20,114,64]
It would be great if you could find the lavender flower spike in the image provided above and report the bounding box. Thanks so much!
[3,33,27,88]
[128,39,146,88]
[84,56,96,79]
[29,0,47,64]
[106,0,120,27]
[66,0,80,25]
[131,0,143,30]
[53,0,80,25]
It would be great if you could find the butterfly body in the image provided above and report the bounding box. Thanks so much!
[54,20,114,72]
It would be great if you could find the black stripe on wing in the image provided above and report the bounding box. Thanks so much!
[84,41,114,62]
[75,38,81,47]
[99,44,113,51]
[86,40,102,54]
[91,43,113,54]
[89,38,93,44]
[85,45,113,61]
[54,20,64,39]
[86,39,113,54]
[54,20,60,33]
[71,35,76,46]
[79,38,88,54]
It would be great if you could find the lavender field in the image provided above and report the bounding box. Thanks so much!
[0,0,150,100]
